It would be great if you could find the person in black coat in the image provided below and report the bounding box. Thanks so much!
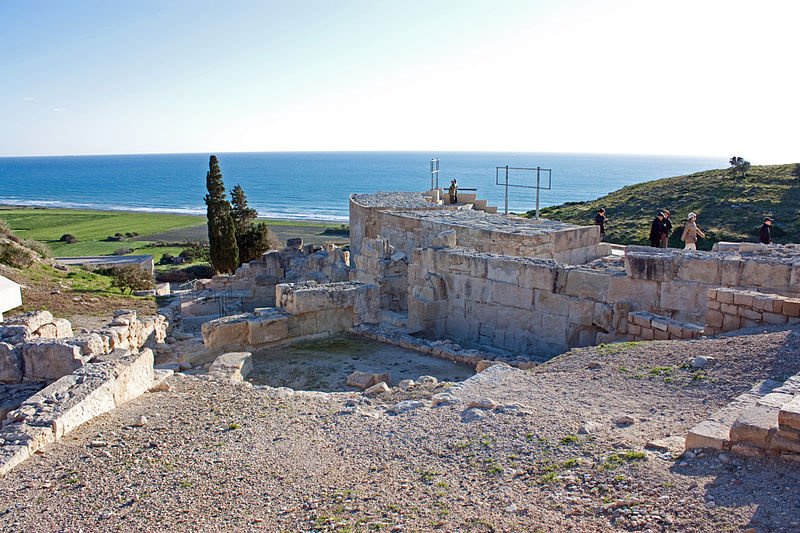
[649,212,666,247]
[759,217,773,244]
[594,208,607,241]
[661,209,673,248]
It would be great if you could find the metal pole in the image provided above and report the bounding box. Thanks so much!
[430,159,434,191]
[535,167,541,219]
[504,165,509,215]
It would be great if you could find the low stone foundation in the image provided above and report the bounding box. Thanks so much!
[201,281,379,353]
[0,348,160,476]
[705,288,800,335]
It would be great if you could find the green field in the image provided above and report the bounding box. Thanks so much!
[0,208,203,257]
[0,207,347,261]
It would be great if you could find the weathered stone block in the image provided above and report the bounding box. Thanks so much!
[762,312,788,325]
[491,282,533,310]
[779,397,800,431]
[783,299,800,317]
[0,342,23,383]
[201,314,250,350]
[518,260,558,291]
[716,288,735,304]
[706,309,724,328]
[677,256,722,285]
[246,313,290,345]
[564,269,609,301]
[730,404,779,446]
[592,303,613,331]
[4,310,54,333]
[21,340,86,381]
[607,276,659,308]
[741,260,790,291]
[737,307,762,321]
[486,257,520,285]
[720,257,742,286]
[732,291,756,307]
[209,351,253,382]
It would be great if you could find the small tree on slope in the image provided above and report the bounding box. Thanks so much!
[204,155,239,274]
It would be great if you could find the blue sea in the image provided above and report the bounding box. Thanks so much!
[0,152,725,222]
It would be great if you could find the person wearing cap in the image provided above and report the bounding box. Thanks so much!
[759,217,773,245]
[661,209,673,248]
[649,212,666,247]
[594,208,608,241]
[680,212,705,250]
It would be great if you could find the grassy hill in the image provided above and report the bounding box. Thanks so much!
[529,163,800,249]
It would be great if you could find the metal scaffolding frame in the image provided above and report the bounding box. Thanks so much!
[495,165,553,218]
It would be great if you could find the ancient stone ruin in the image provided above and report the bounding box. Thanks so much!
[2,189,800,475]
[0,309,168,475]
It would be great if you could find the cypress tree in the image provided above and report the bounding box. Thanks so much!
[204,155,239,274]
[230,184,258,236]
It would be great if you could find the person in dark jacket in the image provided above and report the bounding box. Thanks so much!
[649,212,666,247]
[661,209,673,248]
[594,208,607,241]
[759,217,773,244]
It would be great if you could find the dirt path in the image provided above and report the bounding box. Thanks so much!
[1,328,799,531]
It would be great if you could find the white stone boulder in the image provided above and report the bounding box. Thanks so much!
[21,340,88,381]
[202,314,250,350]
[209,352,253,382]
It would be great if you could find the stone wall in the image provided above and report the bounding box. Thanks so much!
[0,348,159,476]
[201,281,379,352]
[705,288,800,335]
[626,311,705,341]
[0,310,167,385]
[173,241,351,322]
[351,237,409,312]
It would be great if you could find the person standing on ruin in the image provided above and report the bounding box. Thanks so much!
[448,179,458,204]
[661,209,673,248]
[759,217,773,244]
[680,212,705,251]
[594,208,607,241]
[649,212,666,247]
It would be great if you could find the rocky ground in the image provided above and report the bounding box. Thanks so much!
[1,327,799,532]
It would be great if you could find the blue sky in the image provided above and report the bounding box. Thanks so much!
[2,0,798,162]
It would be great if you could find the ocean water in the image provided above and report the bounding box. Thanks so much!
[0,152,724,222]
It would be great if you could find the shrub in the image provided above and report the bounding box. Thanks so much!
[155,263,215,283]
[179,241,209,262]
[60,233,79,244]
[109,265,154,294]
[112,248,134,256]
[0,241,36,268]
[158,253,175,265]
[0,219,11,236]
[23,239,52,258]
[125,232,136,239]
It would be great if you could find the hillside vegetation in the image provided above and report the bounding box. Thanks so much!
[529,163,800,249]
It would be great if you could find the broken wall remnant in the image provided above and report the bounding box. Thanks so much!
[201,281,379,352]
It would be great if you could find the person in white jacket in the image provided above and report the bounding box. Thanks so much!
[681,212,706,251]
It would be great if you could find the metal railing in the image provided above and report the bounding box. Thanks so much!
[495,165,553,218]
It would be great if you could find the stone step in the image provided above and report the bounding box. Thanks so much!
[779,396,800,431]
[685,379,781,450]
[483,206,498,214]
[473,199,488,211]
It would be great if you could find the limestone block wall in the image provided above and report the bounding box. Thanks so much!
[0,310,166,385]
[351,237,409,312]
[407,248,631,357]
[201,281,379,352]
[705,288,800,335]
[0,348,156,476]
[189,242,351,314]
[624,247,800,324]
[626,311,705,341]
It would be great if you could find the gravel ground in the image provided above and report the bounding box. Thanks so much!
[1,327,799,532]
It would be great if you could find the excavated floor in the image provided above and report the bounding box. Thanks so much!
[247,334,474,391]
